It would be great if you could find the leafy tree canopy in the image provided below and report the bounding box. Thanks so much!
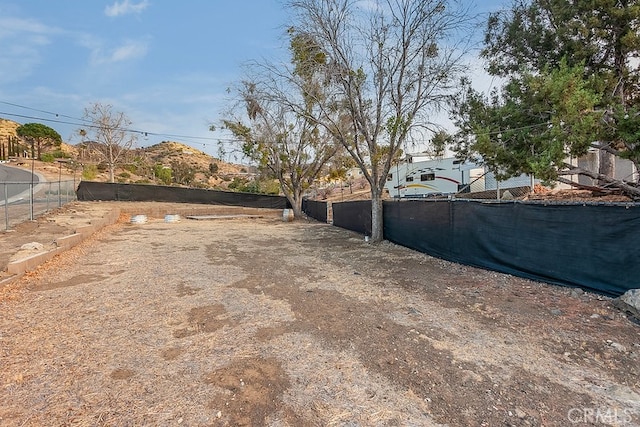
[451,0,640,196]
[453,61,601,182]
[16,122,62,144]
[16,122,62,158]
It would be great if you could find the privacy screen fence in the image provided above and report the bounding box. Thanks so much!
[74,181,638,296]
[77,181,290,209]
[303,198,640,297]
[301,199,328,224]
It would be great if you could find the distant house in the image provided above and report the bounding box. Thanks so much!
[346,167,364,179]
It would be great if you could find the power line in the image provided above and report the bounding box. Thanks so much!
[0,100,90,123]
[0,102,242,145]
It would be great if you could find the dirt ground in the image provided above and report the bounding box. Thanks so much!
[1,203,639,426]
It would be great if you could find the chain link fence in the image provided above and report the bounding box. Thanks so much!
[454,171,536,200]
[0,180,77,230]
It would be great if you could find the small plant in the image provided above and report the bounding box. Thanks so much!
[123,164,138,174]
[40,153,55,163]
[82,164,98,180]
[153,164,172,185]
[118,172,131,179]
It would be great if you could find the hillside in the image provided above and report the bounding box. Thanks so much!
[81,140,256,190]
[0,118,19,141]
[143,141,247,176]
[0,117,254,190]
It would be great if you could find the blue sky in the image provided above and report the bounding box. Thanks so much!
[0,0,505,158]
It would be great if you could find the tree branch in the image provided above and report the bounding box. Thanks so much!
[560,164,640,197]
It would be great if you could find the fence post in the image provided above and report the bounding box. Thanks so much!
[530,174,535,194]
[29,181,34,221]
[4,183,8,231]
[58,162,62,207]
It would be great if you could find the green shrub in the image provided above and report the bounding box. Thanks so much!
[118,172,131,179]
[123,164,138,174]
[40,153,55,163]
[153,164,172,185]
[82,164,98,180]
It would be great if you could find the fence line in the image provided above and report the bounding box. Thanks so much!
[0,180,77,230]
[303,198,640,297]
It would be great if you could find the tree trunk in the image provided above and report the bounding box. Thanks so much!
[598,149,615,185]
[370,190,384,243]
[292,188,304,219]
[108,145,115,183]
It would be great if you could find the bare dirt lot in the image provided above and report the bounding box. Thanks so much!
[1,204,639,426]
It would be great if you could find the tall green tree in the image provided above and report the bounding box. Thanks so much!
[16,122,62,160]
[451,61,634,189]
[287,0,473,242]
[471,0,640,187]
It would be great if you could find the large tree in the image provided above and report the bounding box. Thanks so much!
[287,0,473,242]
[16,122,62,160]
[78,103,137,183]
[222,86,339,218]
[220,29,341,218]
[465,0,640,189]
[450,61,638,189]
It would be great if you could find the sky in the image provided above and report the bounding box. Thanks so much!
[0,0,506,159]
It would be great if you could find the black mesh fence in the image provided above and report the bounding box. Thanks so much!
[324,198,640,297]
[332,200,372,236]
[77,181,290,209]
[302,199,328,223]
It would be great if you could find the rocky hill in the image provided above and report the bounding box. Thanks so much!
[0,117,255,190]
[0,118,19,141]
[143,141,246,176]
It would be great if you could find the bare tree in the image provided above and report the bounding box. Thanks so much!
[221,31,340,218]
[287,0,473,242]
[223,80,339,218]
[78,102,137,183]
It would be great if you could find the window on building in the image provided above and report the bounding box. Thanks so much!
[406,176,414,182]
[387,173,393,181]
[420,173,435,181]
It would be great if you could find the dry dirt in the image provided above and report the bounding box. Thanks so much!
[0,203,639,426]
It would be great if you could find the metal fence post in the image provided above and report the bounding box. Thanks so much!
[29,180,34,221]
[4,183,8,231]
[530,174,535,194]
[58,163,62,207]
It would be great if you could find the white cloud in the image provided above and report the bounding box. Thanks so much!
[90,39,149,65]
[0,17,59,84]
[110,40,149,62]
[104,0,150,17]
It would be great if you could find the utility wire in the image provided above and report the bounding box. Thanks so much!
[1,99,557,147]
[0,103,241,145]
